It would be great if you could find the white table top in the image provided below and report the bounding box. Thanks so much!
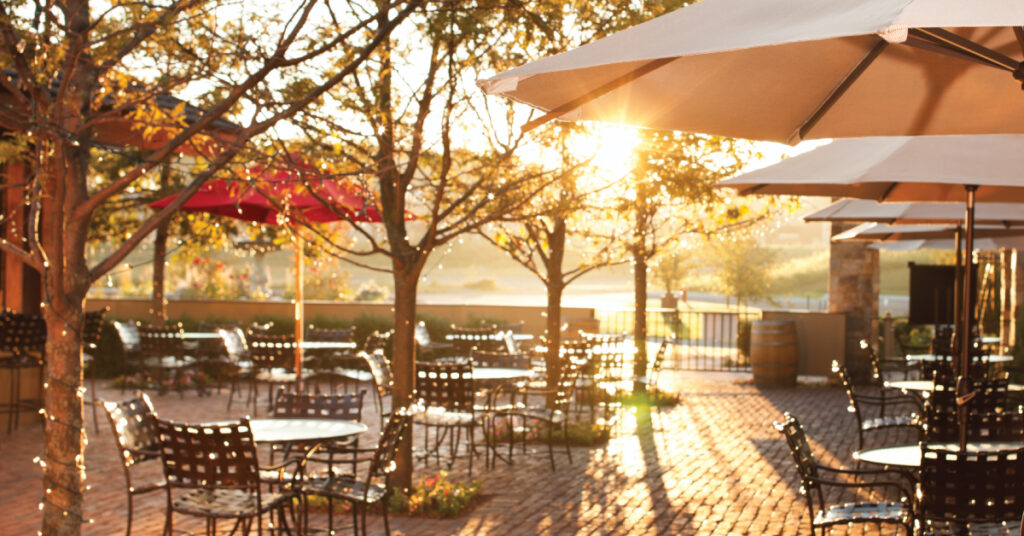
[181,331,223,340]
[445,333,534,341]
[473,367,535,381]
[243,418,366,444]
[299,341,356,350]
[855,442,1024,468]
[886,380,1024,392]
[905,353,1013,363]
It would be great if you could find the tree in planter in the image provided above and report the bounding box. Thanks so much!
[479,125,626,399]
[283,1,579,490]
[617,129,769,392]
[0,1,419,532]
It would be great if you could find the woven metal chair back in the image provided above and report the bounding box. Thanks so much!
[560,340,592,365]
[919,444,1024,525]
[470,349,530,369]
[136,323,185,358]
[156,418,259,490]
[369,407,414,480]
[362,350,393,398]
[931,325,954,357]
[651,339,669,377]
[414,322,433,347]
[82,308,108,348]
[362,330,391,354]
[217,327,249,363]
[416,361,474,412]
[247,332,295,370]
[103,393,161,467]
[307,325,356,342]
[923,405,1024,443]
[774,413,825,510]
[449,324,502,354]
[552,360,581,414]
[0,312,46,354]
[833,364,863,421]
[112,320,141,353]
[272,388,364,421]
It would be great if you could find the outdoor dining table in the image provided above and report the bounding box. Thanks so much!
[214,418,367,445]
[854,441,1024,469]
[445,333,534,342]
[904,353,1013,364]
[885,380,1024,393]
[473,367,536,382]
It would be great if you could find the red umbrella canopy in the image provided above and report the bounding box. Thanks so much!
[150,158,382,225]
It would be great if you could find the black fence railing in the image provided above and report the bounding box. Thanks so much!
[596,307,761,372]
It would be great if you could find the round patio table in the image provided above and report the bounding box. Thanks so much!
[904,353,1013,363]
[886,380,1024,393]
[473,367,535,382]
[298,341,356,351]
[242,418,367,444]
[855,441,1024,468]
[181,331,223,340]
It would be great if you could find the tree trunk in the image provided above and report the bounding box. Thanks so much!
[151,165,171,323]
[391,265,420,491]
[544,219,567,407]
[633,242,648,393]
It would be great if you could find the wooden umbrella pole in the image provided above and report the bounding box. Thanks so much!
[295,235,304,393]
[957,185,978,450]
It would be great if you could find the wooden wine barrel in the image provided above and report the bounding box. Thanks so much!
[750,320,798,386]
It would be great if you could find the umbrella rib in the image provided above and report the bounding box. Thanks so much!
[1015,27,1024,60]
[520,57,677,132]
[910,28,1019,72]
[795,39,887,142]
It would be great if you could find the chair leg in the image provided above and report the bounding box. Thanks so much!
[90,365,100,433]
[563,420,572,465]
[547,422,556,471]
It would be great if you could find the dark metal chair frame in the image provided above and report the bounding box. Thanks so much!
[155,417,300,536]
[917,444,1024,534]
[302,406,413,536]
[216,327,253,411]
[415,321,452,359]
[83,307,108,432]
[362,348,394,427]
[503,359,582,471]
[102,393,164,536]
[0,311,46,433]
[247,332,298,415]
[833,361,920,452]
[774,413,913,536]
[448,324,503,355]
[135,323,197,397]
[414,361,480,477]
[469,348,531,369]
[304,325,356,391]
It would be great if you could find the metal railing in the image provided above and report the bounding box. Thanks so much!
[596,307,761,372]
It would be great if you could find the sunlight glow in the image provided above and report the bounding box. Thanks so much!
[572,124,640,184]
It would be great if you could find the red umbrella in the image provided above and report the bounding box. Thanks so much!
[150,159,382,390]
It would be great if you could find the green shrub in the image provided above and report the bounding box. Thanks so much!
[617,390,680,407]
[388,471,481,518]
[491,420,610,447]
[736,321,752,358]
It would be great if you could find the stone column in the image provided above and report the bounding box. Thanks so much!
[828,222,879,380]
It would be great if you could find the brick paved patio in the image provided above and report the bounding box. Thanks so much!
[0,371,916,535]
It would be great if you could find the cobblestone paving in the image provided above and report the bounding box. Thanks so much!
[0,371,918,535]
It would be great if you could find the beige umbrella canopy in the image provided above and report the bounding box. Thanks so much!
[869,237,1024,251]
[833,222,1024,241]
[805,199,1024,226]
[478,0,1024,143]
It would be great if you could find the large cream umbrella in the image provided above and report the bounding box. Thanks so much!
[806,199,1024,227]
[478,0,1024,143]
[833,223,1024,242]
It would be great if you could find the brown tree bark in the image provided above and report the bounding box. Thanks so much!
[544,218,567,404]
[633,240,648,393]
[391,264,421,491]
[151,165,172,324]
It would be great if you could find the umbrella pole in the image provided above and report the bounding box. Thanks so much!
[957,185,978,450]
[295,236,304,393]
[953,225,962,356]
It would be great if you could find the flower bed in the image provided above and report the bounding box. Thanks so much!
[388,471,482,518]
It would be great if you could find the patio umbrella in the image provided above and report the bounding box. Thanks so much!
[150,161,381,390]
[478,0,1024,143]
[805,199,1024,227]
[717,134,1024,448]
[832,222,1024,242]
[869,236,1024,251]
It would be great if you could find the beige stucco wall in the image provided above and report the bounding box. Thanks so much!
[85,298,595,338]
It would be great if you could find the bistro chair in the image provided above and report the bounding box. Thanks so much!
[470,348,531,369]
[301,406,414,536]
[361,349,394,427]
[0,311,46,433]
[632,337,671,395]
[102,393,164,536]
[774,413,913,535]
[502,358,582,471]
[305,324,356,391]
[218,327,253,411]
[112,320,142,392]
[155,417,300,536]
[247,332,298,415]
[414,361,481,477]
[83,307,108,432]
[414,321,453,359]
[270,387,366,476]
[832,361,920,452]
[917,444,1024,535]
[862,338,915,384]
[448,324,502,355]
[136,323,198,397]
